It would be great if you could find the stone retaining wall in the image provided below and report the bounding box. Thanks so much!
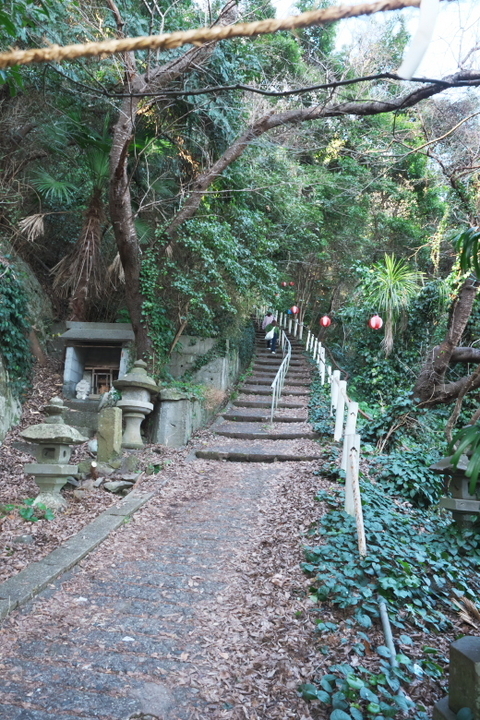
[149,339,243,447]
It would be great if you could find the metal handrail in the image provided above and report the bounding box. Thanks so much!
[270,330,292,423]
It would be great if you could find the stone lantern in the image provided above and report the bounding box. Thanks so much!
[114,360,159,449]
[20,397,87,510]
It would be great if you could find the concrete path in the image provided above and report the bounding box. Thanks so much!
[0,332,320,720]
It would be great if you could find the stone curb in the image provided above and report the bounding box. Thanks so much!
[0,491,155,622]
[196,449,322,462]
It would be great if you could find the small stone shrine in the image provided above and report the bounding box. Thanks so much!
[20,397,87,510]
[60,322,134,399]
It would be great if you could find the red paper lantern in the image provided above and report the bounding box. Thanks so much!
[281,281,288,287]
[369,314,383,330]
[290,306,300,315]
[289,281,295,286]
[320,315,331,327]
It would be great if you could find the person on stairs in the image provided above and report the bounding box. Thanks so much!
[262,310,275,331]
[265,319,280,354]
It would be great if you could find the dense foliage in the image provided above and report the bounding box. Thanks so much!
[0,263,33,396]
[0,0,462,366]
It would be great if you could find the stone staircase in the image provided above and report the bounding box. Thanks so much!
[195,331,322,462]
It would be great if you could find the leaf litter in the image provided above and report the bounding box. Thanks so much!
[0,360,470,718]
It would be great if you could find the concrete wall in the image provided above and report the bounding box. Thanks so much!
[150,339,243,447]
[167,336,217,379]
[168,337,241,392]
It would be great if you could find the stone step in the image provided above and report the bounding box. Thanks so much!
[252,365,310,375]
[241,385,310,396]
[222,411,306,423]
[232,399,305,409]
[255,338,305,353]
[195,444,322,462]
[251,372,312,385]
[213,423,317,440]
[248,376,309,387]
[252,365,310,373]
[253,358,307,366]
[255,344,303,358]
[253,356,308,363]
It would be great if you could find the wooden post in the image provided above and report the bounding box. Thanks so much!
[341,402,358,470]
[319,345,326,385]
[344,433,357,516]
[350,441,366,557]
[334,380,347,441]
[288,317,292,334]
[331,369,341,416]
[294,318,298,337]
[299,322,304,340]
[306,330,311,351]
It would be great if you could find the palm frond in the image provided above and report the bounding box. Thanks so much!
[30,169,76,204]
[85,147,110,189]
[18,213,45,243]
[453,596,480,630]
[107,253,125,286]
[50,187,104,316]
[454,226,480,278]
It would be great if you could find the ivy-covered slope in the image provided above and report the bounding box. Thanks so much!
[302,381,480,719]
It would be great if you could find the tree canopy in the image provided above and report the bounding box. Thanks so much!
[2,0,480,423]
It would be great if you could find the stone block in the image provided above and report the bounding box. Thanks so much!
[434,636,480,719]
[450,474,480,500]
[63,407,98,434]
[150,395,193,447]
[119,453,140,473]
[103,480,134,493]
[440,498,480,513]
[97,406,122,463]
[77,459,112,476]
[449,636,480,716]
[433,696,457,720]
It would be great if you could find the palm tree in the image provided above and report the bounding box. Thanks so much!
[50,119,111,320]
[364,254,423,355]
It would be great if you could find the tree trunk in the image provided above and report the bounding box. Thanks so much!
[413,276,480,405]
[109,87,150,355]
[107,1,238,358]
[69,186,104,321]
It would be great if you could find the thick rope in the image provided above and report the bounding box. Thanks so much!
[0,0,421,70]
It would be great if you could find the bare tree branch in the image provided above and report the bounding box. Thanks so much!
[164,70,480,245]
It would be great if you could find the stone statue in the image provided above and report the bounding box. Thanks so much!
[75,378,90,400]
